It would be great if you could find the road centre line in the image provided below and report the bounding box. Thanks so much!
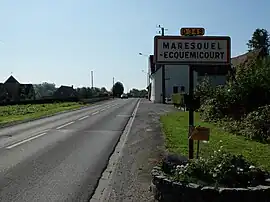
[91,104,115,115]
[5,102,119,150]
[6,132,47,149]
[56,121,75,130]
[92,111,99,115]
[78,115,89,121]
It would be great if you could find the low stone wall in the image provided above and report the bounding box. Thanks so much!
[151,166,270,202]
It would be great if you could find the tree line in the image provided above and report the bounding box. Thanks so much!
[33,82,110,99]
[34,81,147,99]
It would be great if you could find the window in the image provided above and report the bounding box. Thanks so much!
[180,86,185,92]
[173,86,178,93]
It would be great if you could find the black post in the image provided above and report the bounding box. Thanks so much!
[196,140,200,159]
[188,66,194,159]
[162,65,166,104]
[160,27,166,104]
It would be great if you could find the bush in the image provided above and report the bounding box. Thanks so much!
[228,58,270,112]
[199,98,224,121]
[216,118,244,135]
[171,144,268,188]
[199,57,270,120]
[194,76,215,107]
[195,57,270,144]
[240,105,270,142]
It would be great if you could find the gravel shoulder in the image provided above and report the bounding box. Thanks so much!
[105,99,176,202]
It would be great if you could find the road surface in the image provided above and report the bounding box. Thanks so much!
[0,98,139,202]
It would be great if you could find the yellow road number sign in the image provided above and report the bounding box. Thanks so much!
[180,28,205,36]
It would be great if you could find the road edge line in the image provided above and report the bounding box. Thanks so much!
[89,98,141,202]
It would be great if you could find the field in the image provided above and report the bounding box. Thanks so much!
[160,111,270,170]
[0,102,86,125]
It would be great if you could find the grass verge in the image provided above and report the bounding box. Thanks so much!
[160,111,270,171]
[0,102,87,125]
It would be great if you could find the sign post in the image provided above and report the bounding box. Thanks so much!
[189,126,210,158]
[153,30,231,159]
[188,65,194,159]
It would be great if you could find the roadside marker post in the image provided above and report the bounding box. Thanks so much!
[153,28,231,159]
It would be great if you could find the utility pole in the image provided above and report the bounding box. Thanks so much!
[157,25,168,104]
[112,77,115,99]
[91,70,94,89]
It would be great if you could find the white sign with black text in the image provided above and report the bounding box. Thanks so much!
[154,36,231,65]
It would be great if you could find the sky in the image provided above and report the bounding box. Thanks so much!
[0,0,269,92]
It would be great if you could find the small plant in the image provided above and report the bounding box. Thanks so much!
[172,142,268,188]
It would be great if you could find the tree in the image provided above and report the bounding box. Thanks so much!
[112,82,124,97]
[247,28,270,55]
[76,86,108,98]
[100,87,107,93]
[33,82,56,98]
[129,88,148,97]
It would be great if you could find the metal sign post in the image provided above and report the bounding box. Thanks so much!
[188,65,194,159]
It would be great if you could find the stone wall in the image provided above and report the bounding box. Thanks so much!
[151,166,270,202]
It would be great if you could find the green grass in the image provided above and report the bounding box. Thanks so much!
[0,102,87,125]
[160,111,270,171]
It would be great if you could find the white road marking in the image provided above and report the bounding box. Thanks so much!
[6,132,47,149]
[78,115,89,121]
[92,111,99,115]
[116,115,130,117]
[56,121,74,130]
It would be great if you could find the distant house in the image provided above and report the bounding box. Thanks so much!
[231,48,265,69]
[228,48,266,81]
[53,85,78,99]
[0,76,35,103]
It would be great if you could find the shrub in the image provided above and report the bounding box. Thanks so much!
[216,118,244,135]
[240,105,270,142]
[194,76,215,106]
[226,57,270,114]
[199,57,270,121]
[171,144,268,188]
[199,98,224,122]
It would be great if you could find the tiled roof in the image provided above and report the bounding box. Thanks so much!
[231,48,264,68]
[54,85,77,96]
[4,75,19,84]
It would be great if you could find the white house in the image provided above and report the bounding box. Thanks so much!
[148,55,227,103]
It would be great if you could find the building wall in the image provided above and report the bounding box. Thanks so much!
[197,75,227,86]
[150,67,162,103]
[150,65,227,103]
[164,65,197,96]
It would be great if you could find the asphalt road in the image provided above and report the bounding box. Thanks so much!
[0,98,139,202]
